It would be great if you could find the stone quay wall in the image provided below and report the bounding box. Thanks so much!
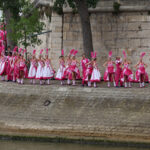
[0,81,150,144]
[29,0,150,74]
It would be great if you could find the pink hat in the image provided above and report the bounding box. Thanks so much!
[108,51,112,58]
[61,49,64,56]
[18,48,22,54]
[46,48,48,55]
[33,49,36,55]
[70,49,75,56]
[140,52,146,58]
[40,49,44,55]
[91,52,97,58]
[72,50,78,56]
[122,50,127,58]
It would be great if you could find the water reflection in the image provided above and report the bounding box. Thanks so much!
[0,140,147,150]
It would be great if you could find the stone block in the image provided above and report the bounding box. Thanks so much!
[63,23,70,31]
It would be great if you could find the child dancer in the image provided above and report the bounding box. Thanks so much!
[84,53,93,87]
[0,47,7,81]
[17,49,28,84]
[35,49,44,85]
[67,49,80,86]
[80,53,89,86]
[55,49,66,85]
[135,52,148,88]
[115,56,123,87]
[103,51,116,87]
[43,49,54,85]
[90,52,101,88]
[28,50,37,84]
[121,50,133,88]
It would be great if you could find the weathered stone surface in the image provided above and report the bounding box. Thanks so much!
[0,81,150,143]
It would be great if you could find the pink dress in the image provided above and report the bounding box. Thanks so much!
[135,63,149,82]
[0,56,7,75]
[81,58,89,79]
[67,60,80,80]
[18,59,28,78]
[90,62,101,82]
[103,62,115,82]
[28,60,37,79]
[43,59,54,79]
[84,63,93,82]
[55,60,65,80]
[121,63,133,82]
[35,60,44,80]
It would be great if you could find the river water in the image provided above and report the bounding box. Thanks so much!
[0,140,147,150]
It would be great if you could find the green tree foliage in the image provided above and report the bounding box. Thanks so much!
[0,0,45,50]
[53,0,100,14]
[53,0,100,58]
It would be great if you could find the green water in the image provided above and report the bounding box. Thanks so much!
[0,141,147,150]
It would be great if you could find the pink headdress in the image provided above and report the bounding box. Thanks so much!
[72,50,78,56]
[91,52,97,59]
[61,49,64,56]
[46,48,48,55]
[40,49,44,55]
[33,49,36,55]
[13,46,18,52]
[70,49,74,56]
[108,51,112,58]
[23,49,27,55]
[122,50,127,58]
[140,52,146,58]
[18,48,22,54]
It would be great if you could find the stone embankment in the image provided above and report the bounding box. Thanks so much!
[0,81,150,145]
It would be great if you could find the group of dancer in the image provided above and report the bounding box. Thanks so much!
[0,45,148,88]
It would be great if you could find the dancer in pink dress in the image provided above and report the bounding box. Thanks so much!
[64,51,72,85]
[90,52,101,88]
[121,50,133,88]
[83,52,94,87]
[135,52,148,88]
[115,56,123,87]
[43,49,54,84]
[0,47,7,81]
[80,53,89,86]
[28,50,37,84]
[55,49,66,85]
[6,52,13,81]
[17,49,28,84]
[103,51,116,87]
[35,49,44,85]
[67,49,80,86]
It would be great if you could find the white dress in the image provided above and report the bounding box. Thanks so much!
[55,61,65,80]
[90,63,101,82]
[43,59,54,79]
[35,61,44,80]
[28,60,37,79]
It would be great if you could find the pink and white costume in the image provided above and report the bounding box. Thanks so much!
[67,60,80,80]
[90,62,101,83]
[43,59,54,80]
[121,63,133,83]
[0,56,7,79]
[55,60,65,80]
[135,63,149,82]
[35,60,44,80]
[28,60,37,79]
[103,62,115,82]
